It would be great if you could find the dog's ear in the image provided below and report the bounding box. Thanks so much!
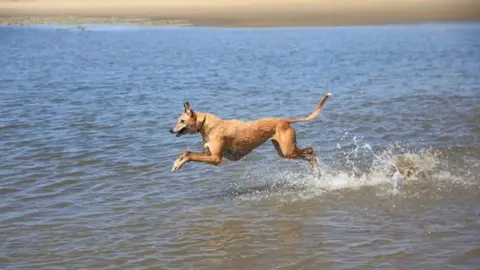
[184,101,194,116]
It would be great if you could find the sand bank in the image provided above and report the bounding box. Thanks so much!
[1,0,479,27]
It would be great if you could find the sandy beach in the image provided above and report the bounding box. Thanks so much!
[1,0,480,27]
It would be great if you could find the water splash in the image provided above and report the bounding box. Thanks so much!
[226,133,474,202]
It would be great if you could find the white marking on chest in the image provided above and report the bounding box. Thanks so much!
[203,143,211,154]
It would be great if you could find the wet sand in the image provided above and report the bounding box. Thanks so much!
[1,0,479,27]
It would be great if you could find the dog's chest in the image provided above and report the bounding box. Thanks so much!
[203,142,244,161]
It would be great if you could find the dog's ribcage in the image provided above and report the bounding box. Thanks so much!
[204,143,245,161]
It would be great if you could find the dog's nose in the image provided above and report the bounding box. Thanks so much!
[169,129,174,134]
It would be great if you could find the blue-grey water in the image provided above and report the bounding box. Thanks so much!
[1,23,480,269]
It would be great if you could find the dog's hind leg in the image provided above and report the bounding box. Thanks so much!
[272,140,319,170]
[271,124,319,171]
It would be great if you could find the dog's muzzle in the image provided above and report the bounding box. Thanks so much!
[170,127,187,137]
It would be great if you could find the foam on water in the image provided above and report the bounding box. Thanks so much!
[228,134,476,202]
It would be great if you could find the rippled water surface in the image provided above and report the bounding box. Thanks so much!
[1,23,480,269]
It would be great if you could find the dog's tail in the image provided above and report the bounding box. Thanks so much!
[287,92,332,123]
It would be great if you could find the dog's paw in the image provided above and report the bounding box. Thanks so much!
[171,161,180,172]
[171,157,183,172]
[171,152,189,172]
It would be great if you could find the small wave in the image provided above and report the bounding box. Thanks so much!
[0,188,19,195]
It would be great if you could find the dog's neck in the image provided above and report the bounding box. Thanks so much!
[196,112,220,139]
[196,114,206,132]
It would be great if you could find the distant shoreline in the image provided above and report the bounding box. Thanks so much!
[1,16,479,29]
[0,16,193,28]
[1,0,479,28]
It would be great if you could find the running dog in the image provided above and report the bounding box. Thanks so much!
[169,92,332,173]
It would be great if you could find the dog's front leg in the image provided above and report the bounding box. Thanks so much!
[171,151,223,172]
[172,140,225,172]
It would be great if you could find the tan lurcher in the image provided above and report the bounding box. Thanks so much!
[169,92,331,173]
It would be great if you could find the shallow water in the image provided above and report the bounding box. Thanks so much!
[1,23,479,269]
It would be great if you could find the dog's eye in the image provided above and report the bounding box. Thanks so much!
[180,120,185,124]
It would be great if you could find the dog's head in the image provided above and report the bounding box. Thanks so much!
[169,102,200,137]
